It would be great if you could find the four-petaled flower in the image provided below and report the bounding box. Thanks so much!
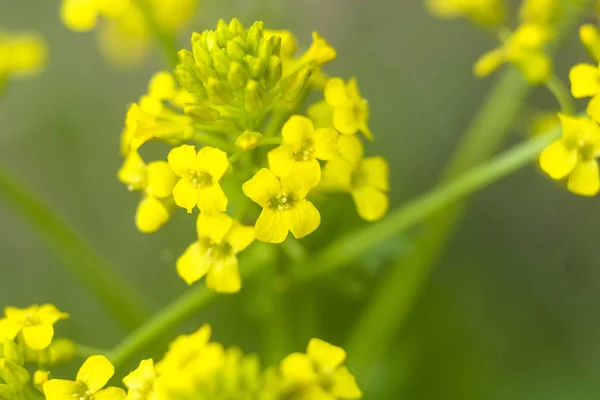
[243,168,320,243]
[322,136,389,221]
[268,115,338,187]
[0,304,68,350]
[168,145,230,214]
[177,213,255,293]
[280,338,362,400]
[43,355,126,400]
[539,114,600,196]
[324,78,373,139]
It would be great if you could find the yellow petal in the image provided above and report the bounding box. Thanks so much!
[0,318,21,341]
[539,141,577,179]
[225,221,255,253]
[206,255,241,293]
[586,94,600,123]
[243,169,282,208]
[76,355,114,393]
[358,157,389,191]
[321,158,353,191]
[280,353,317,382]
[168,145,196,177]
[146,161,176,198]
[473,48,505,78]
[303,387,337,400]
[195,147,229,181]
[352,187,389,221]
[22,324,54,350]
[567,160,600,196]
[43,380,85,400]
[37,304,69,324]
[196,184,228,215]
[569,64,600,98]
[333,106,360,135]
[313,127,339,160]
[307,100,334,129]
[512,50,552,85]
[172,178,198,213]
[307,338,347,370]
[135,196,170,233]
[558,113,590,142]
[303,32,337,65]
[281,167,319,199]
[331,366,362,399]
[287,200,320,239]
[176,242,211,285]
[281,115,315,149]
[92,387,127,400]
[255,208,289,243]
[96,0,130,18]
[4,306,30,322]
[148,71,177,100]
[337,135,364,166]
[196,213,233,243]
[268,145,296,177]
[60,0,98,32]
[123,359,155,393]
[117,151,147,191]
[325,78,350,107]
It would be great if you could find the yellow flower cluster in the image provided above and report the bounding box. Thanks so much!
[0,32,47,81]
[60,0,197,67]
[118,19,390,293]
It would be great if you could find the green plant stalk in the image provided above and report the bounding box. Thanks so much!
[345,0,591,386]
[546,75,575,115]
[136,0,179,67]
[0,167,149,330]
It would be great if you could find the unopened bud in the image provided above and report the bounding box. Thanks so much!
[229,18,244,36]
[184,104,221,122]
[246,22,264,55]
[174,65,205,96]
[228,62,248,90]
[178,49,196,69]
[245,80,266,111]
[0,360,30,386]
[258,38,274,62]
[216,19,231,47]
[235,131,263,150]
[212,46,231,77]
[207,77,234,105]
[246,55,266,80]
[227,39,245,62]
[282,65,311,102]
[33,370,50,392]
[265,56,282,89]
[580,24,600,62]
[48,339,77,365]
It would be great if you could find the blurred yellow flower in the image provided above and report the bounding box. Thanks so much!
[123,359,159,400]
[43,355,125,400]
[569,63,600,122]
[0,304,68,350]
[177,213,255,292]
[268,115,338,187]
[427,0,505,27]
[168,145,229,214]
[539,114,600,196]
[0,32,47,79]
[243,168,320,243]
[580,24,600,63]
[280,338,362,399]
[324,78,373,139]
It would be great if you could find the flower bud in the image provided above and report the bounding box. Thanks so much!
[33,370,50,392]
[246,55,266,80]
[235,131,263,150]
[174,66,205,98]
[0,360,30,386]
[48,339,76,365]
[184,104,221,122]
[246,22,264,55]
[207,77,234,105]
[282,65,311,102]
[265,56,282,89]
[228,62,249,90]
[229,18,244,36]
[212,46,231,77]
[216,19,232,47]
[245,80,266,111]
[227,39,245,62]
[178,49,196,69]
[257,38,274,62]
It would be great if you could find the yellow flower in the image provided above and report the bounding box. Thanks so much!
[427,0,505,27]
[168,145,230,214]
[580,24,600,63]
[324,78,373,139]
[123,359,159,400]
[268,115,338,187]
[118,151,177,233]
[519,0,558,25]
[300,32,337,66]
[0,33,47,78]
[322,136,389,221]
[43,355,125,400]
[0,305,68,350]
[176,213,255,293]
[474,23,553,84]
[569,63,600,122]
[539,114,600,196]
[243,168,320,243]
[280,338,362,400]
[60,0,130,32]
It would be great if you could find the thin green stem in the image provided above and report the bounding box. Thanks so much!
[110,243,276,369]
[545,75,576,114]
[0,167,149,330]
[135,0,179,68]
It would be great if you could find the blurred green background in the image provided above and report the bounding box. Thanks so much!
[2,0,600,398]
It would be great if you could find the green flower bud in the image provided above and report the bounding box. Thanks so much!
[178,49,196,69]
[282,65,312,102]
[174,65,206,98]
[265,56,282,89]
[235,131,263,150]
[257,38,274,62]
[184,104,221,122]
[2,340,22,365]
[246,22,264,55]
[229,18,244,36]
[0,383,15,399]
[245,80,265,111]
[227,39,245,62]
[246,55,266,80]
[216,19,232,47]
[0,360,30,386]
[212,46,231,77]
[207,77,234,105]
[228,62,248,90]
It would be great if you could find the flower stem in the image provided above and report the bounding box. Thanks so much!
[545,75,575,115]
[135,0,179,68]
[0,166,149,331]
[76,344,111,359]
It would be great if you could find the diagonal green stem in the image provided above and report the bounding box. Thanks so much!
[0,167,149,330]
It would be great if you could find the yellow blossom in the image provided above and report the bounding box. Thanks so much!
[0,305,68,350]
[0,33,47,79]
[168,145,230,214]
[519,0,558,25]
[43,355,125,400]
[580,24,600,62]
[118,151,177,233]
[539,114,600,196]
[123,359,159,400]
[322,136,389,221]
[324,78,373,139]
[60,0,130,32]
[569,63,600,122]
[268,115,338,187]
[176,213,255,293]
[427,0,505,27]
[243,168,320,243]
[280,338,362,399]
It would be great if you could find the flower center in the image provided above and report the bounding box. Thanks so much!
[293,139,315,162]
[201,238,233,258]
[22,312,40,327]
[189,171,213,188]
[268,192,295,211]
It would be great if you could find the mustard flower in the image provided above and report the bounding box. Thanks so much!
[474,23,553,84]
[324,78,373,139]
[0,32,47,79]
[168,145,229,214]
[569,62,600,122]
[176,213,255,293]
[539,114,600,196]
[280,338,362,399]
[43,355,126,400]
[268,115,338,187]
[123,359,159,400]
[322,136,389,221]
[243,168,321,243]
[60,0,130,31]
[0,304,68,350]
[427,0,505,27]
[118,151,177,233]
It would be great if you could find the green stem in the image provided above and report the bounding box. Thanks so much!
[135,0,179,68]
[76,344,111,359]
[545,75,575,114]
[0,167,149,330]
[110,243,276,369]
